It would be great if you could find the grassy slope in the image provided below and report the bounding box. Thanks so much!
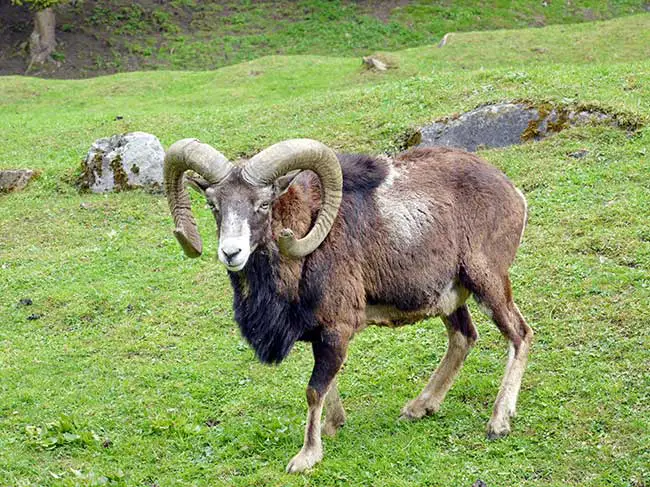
[1,14,650,487]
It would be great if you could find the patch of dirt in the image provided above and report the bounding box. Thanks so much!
[0,0,191,78]
[582,8,599,21]
[0,0,33,75]
[530,14,546,27]
[353,0,411,23]
[0,0,163,79]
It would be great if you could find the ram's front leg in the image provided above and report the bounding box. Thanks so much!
[286,332,348,473]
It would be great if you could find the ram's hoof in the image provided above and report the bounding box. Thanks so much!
[486,419,511,440]
[400,398,439,420]
[286,447,323,474]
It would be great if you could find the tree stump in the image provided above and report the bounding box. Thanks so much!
[27,7,56,69]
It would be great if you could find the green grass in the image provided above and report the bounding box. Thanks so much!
[1,13,650,487]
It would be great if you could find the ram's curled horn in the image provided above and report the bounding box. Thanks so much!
[164,138,234,258]
[242,139,343,258]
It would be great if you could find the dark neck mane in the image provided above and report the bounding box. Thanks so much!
[229,248,320,364]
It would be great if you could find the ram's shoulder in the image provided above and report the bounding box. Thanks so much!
[337,153,389,194]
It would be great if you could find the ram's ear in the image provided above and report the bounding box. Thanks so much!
[184,172,211,195]
[273,170,302,198]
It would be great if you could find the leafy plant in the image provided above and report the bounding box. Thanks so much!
[24,415,104,450]
[50,468,126,487]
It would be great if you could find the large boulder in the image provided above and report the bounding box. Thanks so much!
[416,102,619,152]
[0,169,36,193]
[80,132,165,192]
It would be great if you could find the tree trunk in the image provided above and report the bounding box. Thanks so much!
[28,7,56,68]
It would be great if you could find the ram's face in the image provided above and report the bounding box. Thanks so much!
[203,175,272,271]
[199,170,298,272]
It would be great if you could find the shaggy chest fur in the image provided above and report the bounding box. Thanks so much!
[229,250,322,364]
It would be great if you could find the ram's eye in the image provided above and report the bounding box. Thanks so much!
[258,201,271,212]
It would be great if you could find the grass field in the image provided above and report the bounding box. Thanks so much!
[1,12,650,487]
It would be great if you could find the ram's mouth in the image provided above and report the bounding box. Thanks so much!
[224,261,247,272]
[218,250,249,272]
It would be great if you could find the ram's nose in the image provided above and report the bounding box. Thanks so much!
[220,246,242,263]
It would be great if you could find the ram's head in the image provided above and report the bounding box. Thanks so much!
[164,139,342,271]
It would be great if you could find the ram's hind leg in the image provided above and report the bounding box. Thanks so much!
[474,275,533,439]
[401,305,477,420]
[322,377,346,437]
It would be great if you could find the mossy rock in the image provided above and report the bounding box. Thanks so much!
[79,132,165,193]
[415,102,640,152]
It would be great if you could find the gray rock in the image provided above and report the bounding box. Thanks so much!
[419,103,539,152]
[80,132,165,193]
[362,56,388,71]
[568,149,590,159]
[416,102,617,152]
[0,169,36,192]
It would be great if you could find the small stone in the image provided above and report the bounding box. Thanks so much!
[0,169,36,192]
[362,56,388,71]
[437,33,452,48]
[568,149,589,159]
[19,298,33,306]
[27,313,42,320]
[472,480,488,487]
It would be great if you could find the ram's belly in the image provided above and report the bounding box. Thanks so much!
[365,280,470,327]
[364,305,428,327]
